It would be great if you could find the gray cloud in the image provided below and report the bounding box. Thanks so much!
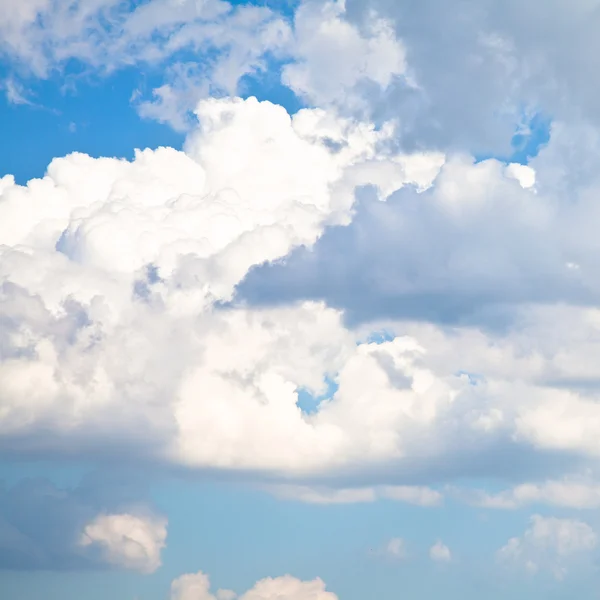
[340,0,600,154]
[235,122,600,329]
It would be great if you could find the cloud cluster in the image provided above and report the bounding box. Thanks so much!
[0,0,408,132]
[171,571,338,600]
[6,0,600,155]
[0,95,453,480]
[6,0,600,592]
[5,100,600,490]
[497,515,597,580]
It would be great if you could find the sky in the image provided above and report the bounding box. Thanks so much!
[2,0,600,599]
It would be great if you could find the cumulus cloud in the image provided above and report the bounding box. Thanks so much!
[429,541,451,563]
[2,95,472,481]
[497,515,597,579]
[6,5,600,509]
[171,571,338,600]
[79,512,167,573]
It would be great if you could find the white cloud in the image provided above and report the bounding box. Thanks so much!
[379,486,443,507]
[0,0,292,127]
[171,571,338,600]
[2,77,33,106]
[0,95,454,479]
[429,541,451,563]
[7,23,600,497]
[79,512,167,574]
[5,0,600,155]
[240,576,338,600]
[497,515,597,580]
[267,485,376,505]
[456,475,600,510]
[267,484,442,506]
[171,571,229,600]
[282,0,407,112]
[333,0,600,153]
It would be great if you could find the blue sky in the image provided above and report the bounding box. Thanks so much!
[2,1,600,599]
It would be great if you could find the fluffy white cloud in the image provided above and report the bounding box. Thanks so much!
[0,95,456,480]
[429,541,451,563]
[233,117,600,480]
[79,512,167,573]
[497,515,597,579]
[171,571,338,600]
[6,48,600,496]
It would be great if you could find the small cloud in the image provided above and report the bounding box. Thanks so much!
[3,78,33,106]
[429,541,452,563]
[79,512,168,574]
[68,122,77,133]
[385,537,408,560]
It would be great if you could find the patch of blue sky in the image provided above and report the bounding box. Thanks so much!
[239,56,305,116]
[0,65,183,184]
[296,377,338,414]
[228,0,300,20]
[365,330,396,345]
[455,370,484,386]
[476,111,552,166]
[509,112,552,164]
